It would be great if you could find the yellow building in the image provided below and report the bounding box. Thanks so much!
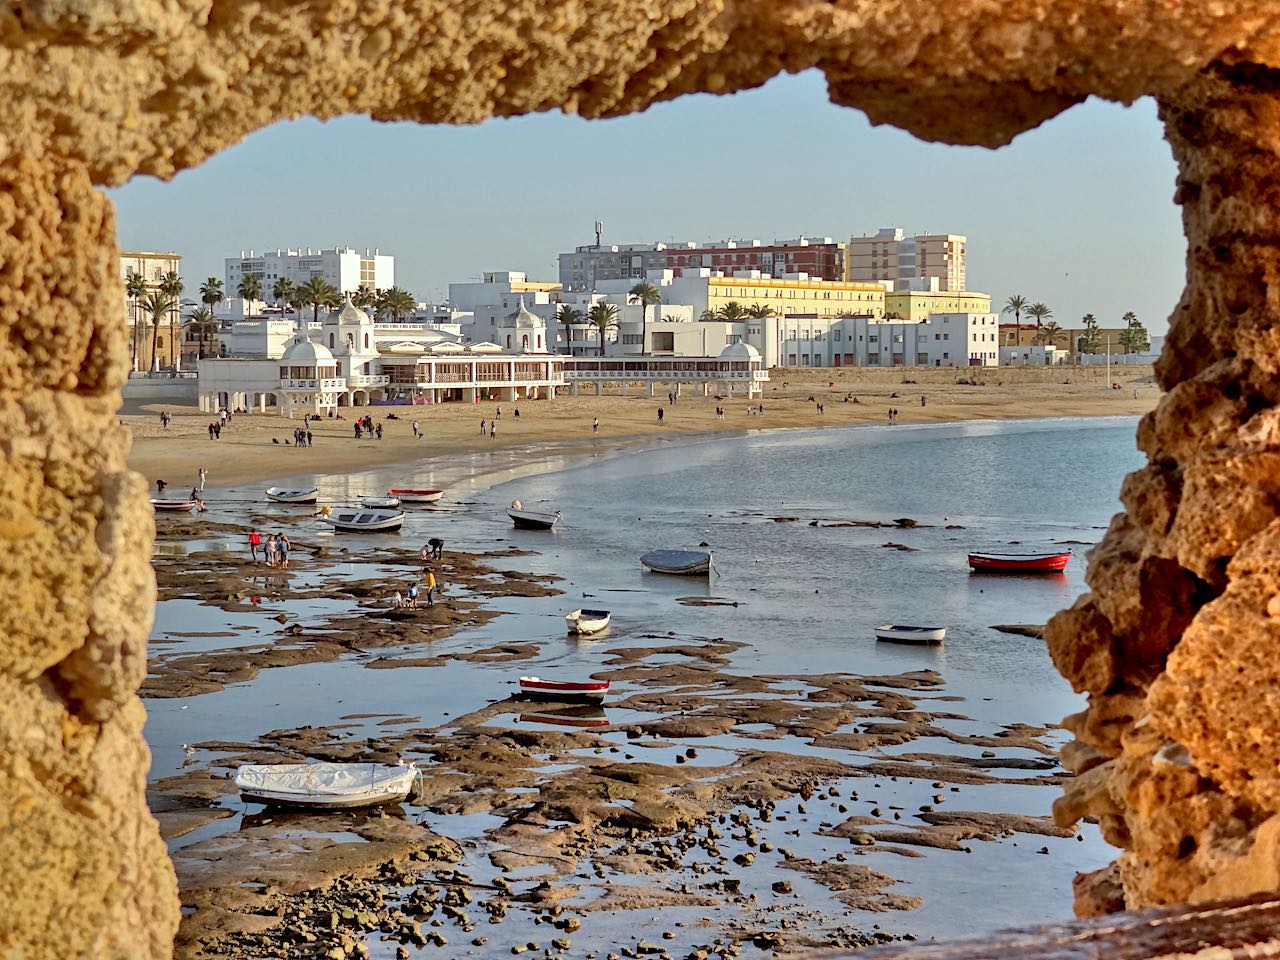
[705,275,885,319]
[120,250,183,371]
[886,290,992,322]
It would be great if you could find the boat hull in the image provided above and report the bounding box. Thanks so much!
[519,676,610,702]
[509,510,559,530]
[266,487,319,504]
[875,624,947,645]
[361,496,401,509]
[388,489,444,503]
[152,499,195,511]
[640,550,712,576]
[566,610,611,635]
[234,762,416,809]
[321,509,405,533]
[968,552,1070,573]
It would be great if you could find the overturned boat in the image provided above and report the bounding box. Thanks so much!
[233,761,417,809]
[388,488,445,504]
[360,495,401,509]
[640,549,713,576]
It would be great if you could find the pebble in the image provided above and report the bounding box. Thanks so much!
[771,880,792,894]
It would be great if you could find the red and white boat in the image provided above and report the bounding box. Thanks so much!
[518,676,610,702]
[388,488,445,504]
[968,550,1071,573]
[151,498,197,512]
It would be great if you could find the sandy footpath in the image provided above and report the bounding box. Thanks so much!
[125,365,1157,490]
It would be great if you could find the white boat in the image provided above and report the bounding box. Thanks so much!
[319,506,404,532]
[388,488,445,504]
[875,624,947,645]
[151,498,196,512]
[519,676,610,702]
[234,761,417,809]
[640,549,713,575]
[360,495,401,509]
[265,486,319,504]
[507,499,561,530]
[565,609,611,635]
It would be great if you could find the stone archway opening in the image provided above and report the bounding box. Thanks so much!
[10,8,1280,959]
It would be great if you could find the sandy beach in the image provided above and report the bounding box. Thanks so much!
[125,365,1157,491]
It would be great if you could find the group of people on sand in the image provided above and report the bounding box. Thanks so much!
[391,540,446,609]
[247,529,292,568]
[353,415,382,440]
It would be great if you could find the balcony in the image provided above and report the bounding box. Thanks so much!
[347,374,390,387]
[281,377,346,390]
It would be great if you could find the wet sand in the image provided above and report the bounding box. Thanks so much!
[149,515,1087,960]
[126,365,1157,490]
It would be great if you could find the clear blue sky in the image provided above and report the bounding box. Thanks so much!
[112,70,1183,332]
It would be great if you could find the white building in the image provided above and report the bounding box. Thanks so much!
[1000,344,1069,365]
[197,297,564,416]
[761,313,1001,368]
[224,247,394,298]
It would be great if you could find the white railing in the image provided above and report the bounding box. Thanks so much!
[281,377,346,390]
[347,374,391,387]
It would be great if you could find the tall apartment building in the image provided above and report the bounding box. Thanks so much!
[559,237,845,291]
[847,228,967,291]
[224,246,394,298]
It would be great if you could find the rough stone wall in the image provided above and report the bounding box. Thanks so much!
[1048,61,1280,913]
[7,1,1280,956]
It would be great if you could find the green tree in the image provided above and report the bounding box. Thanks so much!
[200,277,223,313]
[160,271,184,369]
[1026,302,1053,328]
[272,277,296,318]
[1078,313,1102,354]
[142,290,176,372]
[1037,320,1066,347]
[556,304,585,325]
[628,281,661,356]
[297,276,340,323]
[376,286,416,322]
[714,301,749,322]
[125,272,147,371]
[745,303,775,319]
[352,284,379,313]
[186,305,218,359]
[237,273,263,320]
[1119,312,1150,354]
[1002,294,1029,326]
[587,301,619,356]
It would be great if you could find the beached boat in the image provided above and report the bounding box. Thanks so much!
[875,624,947,645]
[233,761,417,809]
[968,550,1071,573]
[265,486,319,504]
[388,488,445,504]
[319,506,404,533]
[640,549,713,576]
[507,500,561,530]
[565,609,611,635]
[518,676,610,702]
[151,498,196,511]
[360,495,401,509]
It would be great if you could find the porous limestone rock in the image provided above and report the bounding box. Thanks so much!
[7,1,1280,955]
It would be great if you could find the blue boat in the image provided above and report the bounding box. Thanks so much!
[640,549,713,576]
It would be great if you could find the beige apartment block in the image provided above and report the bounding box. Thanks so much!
[886,290,992,321]
[706,275,886,319]
[848,228,967,291]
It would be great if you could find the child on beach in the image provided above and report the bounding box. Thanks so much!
[277,534,291,570]
[406,582,419,610]
[248,529,262,562]
[264,534,278,567]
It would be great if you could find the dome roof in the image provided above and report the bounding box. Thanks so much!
[281,337,336,365]
[507,296,543,329]
[719,341,761,360]
[336,297,371,325]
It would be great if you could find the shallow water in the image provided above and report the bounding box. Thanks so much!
[147,416,1143,946]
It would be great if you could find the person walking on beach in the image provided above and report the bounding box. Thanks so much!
[921,395,927,407]
[490,421,497,439]
[480,418,486,436]
[423,568,437,606]
[657,407,664,424]
[592,417,599,434]
[197,467,207,491]
[264,534,277,567]
[412,420,421,439]
[278,534,291,570]
[248,529,262,563]
[514,407,520,420]
[213,422,221,439]
[406,582,419,610]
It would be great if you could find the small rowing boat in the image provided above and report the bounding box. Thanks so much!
[388,488,445,504]
[265,486,319,504]
[508,500,561,530]
[360,495,401,509]
[968,550,1071,573]
[233,761,417,809]
[875,624,947,645]
[518,676,610,702]
[319,506,404,533]
[565,609,611,635]
[151,498,196,511]
[640,549,712,576]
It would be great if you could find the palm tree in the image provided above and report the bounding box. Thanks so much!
[272,277,295,318]
[1037,320,1066,347]
[186,305,218,359]
[125,272,147,371]
[1078,314,1102,354]
[718,301,749,322]
[237,273,263,321]
[142,290,176,372]
[376,286,416,322]
[352,284,379,314]
[297,276,340,322]
[160,271,184,369]
[200,277,223,314]
[1119,312,1149,354]
[1002,294,1029,325]
[1026,302,1053,329]
[628,281,661,356]
[745,303,775,319]
[587,302,619,357]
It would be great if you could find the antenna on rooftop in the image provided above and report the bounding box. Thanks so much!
[594,220,603,246]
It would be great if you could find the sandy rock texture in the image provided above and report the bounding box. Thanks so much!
[8,0,1280,955]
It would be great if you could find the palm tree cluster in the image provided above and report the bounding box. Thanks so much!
[1118,311,1150,354]
[587,302,619,356]
[375,287,416,322]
